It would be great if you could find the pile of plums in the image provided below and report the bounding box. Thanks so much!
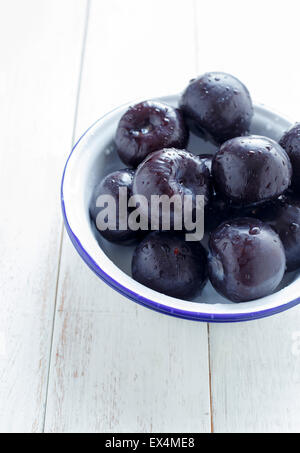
[90,72,300,303]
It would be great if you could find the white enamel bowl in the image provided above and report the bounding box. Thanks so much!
[61,94,300,322]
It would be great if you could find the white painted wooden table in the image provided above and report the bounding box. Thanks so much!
[1,0,300,433]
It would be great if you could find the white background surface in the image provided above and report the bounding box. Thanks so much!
[1,0,300,433]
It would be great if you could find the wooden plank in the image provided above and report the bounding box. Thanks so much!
[194,0,300,432]
[0,0,87,433]
[44,0,211,433]
[194,0,300,119]
[45,308,210,433]
[209,310,300,433]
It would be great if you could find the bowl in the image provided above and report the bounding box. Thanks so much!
[61,94,300,322]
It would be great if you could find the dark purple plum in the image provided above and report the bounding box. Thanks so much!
[208,218,286,302]
[254,195,300,271]
[132,148,212,229]
[90,169,136,243]
[212,135,292,205]
[180,72,253,144]
[132,232,207,299]
[115,101,188,167]
[279,123,300,193]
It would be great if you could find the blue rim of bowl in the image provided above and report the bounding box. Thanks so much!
[61,105,300,323]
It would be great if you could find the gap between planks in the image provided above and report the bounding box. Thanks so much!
[42,0,214,433]
[193,0,215,434]
[42,0,92,432]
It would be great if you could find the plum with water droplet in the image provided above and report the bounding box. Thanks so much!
[279,123,300,193]
[255,195,300,271]
[90,168,137,242]
[115,101,188,167]
[180,72,253,144]
[212,135,292,205]
[132,148,212,229]
[208,218,286,302]
[132,232,207,299]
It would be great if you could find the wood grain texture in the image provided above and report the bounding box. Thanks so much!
[0,0,87,432]
[45,307,210,433]
[194,0,300,433]
[209,309,300,433]
[44,0,211,433]
[2,0,299,434]
[194,0,300,120]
